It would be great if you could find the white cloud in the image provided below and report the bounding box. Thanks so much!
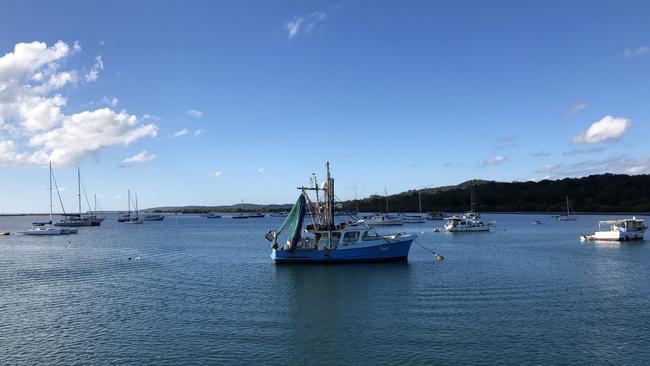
[122,150,156,164]
[187,109,203,118]
[194,129,203,136]
[209,170,222,177]
[535,155,650,177]
[565,101,588,117]
[285,11,327,39]
[101,96,119,106]
[572,115,630,144]
[624,46,649,59]
[171,128,188,137]
[483,155,508,166]
[0,41,157,166]
[257,167,267,175]
[85,55,103,82]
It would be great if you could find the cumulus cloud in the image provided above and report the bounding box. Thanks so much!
[209,170,222,177]
[85,56,103,82]
[122,150,156,164]
[187,109,203,118]
[483,155,508,166]
[0,41,158,166]
[285,11,327,39]
[572,115,630,144]
[565,101,587,117]
[624,46,649,59]
[171,128,188,137]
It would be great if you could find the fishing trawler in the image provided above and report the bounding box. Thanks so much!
[265,163,416,263]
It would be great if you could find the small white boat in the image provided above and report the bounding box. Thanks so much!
[401,214,426,224]
[269,212,288,217]
[581,217,647,241]
[366,214,403,226]
[204,213,221,219]
[531,220,542,225]
[444,213,490,232]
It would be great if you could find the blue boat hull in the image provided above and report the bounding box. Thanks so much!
[271,238,414,264]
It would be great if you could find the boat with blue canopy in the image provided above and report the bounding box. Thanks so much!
[265,162,416,264]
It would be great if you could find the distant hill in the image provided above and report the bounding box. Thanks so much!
[342,174,650,213]
[149,203,293,214]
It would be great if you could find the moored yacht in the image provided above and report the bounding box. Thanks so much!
[266,162,416,263]
[366,214,403,226]
[581,217,647,241]
[557,196,577,221]
[443,186,493,232]
[20,162,78,236]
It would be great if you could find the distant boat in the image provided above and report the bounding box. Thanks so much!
[232,213,249,219]
[401,214,426,224]
[124,192,144,224]
[204,213,221,219]
[269,212,288,217]
[248,213,265,218]
[0,232,10,236]
[444,186,491,232]
[266,162,416,263]
[20,162,78,236]
[581,217,647,241]
[144,213,165,221]
[531,220,542,225]
[426,211,445,220]
[557,196,576,221]
[54,167,101,227]
[366,214,403,226]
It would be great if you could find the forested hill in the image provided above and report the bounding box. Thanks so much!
[343,174,650,213]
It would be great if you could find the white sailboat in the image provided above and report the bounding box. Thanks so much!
[20,162,78,235]
[557,196,576,221]
[54,167,101,227]
[367,187,403,226]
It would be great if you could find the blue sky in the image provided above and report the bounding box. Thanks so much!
[1,0,649,212]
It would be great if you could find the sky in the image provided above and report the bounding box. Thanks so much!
[1,0,649,212]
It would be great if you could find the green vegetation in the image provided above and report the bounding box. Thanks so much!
[342,174,650,213]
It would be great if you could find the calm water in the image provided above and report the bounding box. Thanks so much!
[1,213,649,365]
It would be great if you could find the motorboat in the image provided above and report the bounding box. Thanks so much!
[204,213,221,219]
[401,214,426,224]
[248,213,265,218]
[531,220,542,225]
[232,213,249,219]
[265,162,416,263]
[269,212,288,217]
[444,214,490,232]
[366,214,403,226]
[581,217,647,241]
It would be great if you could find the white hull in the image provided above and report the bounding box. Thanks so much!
[444,225,490,232]
[367,219,403,226]
[20,227,78,235]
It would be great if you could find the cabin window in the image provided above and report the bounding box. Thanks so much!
[362,231,380,241]
[343,231,360,243]
[317,232,340,246]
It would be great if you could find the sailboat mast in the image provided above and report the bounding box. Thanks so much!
[128,190,131,217]
[135,193,139,220]
[94,194,97,213]
[418,191,422,213]
[326,162,334,228]
[49,161,53,223]
[77,167,81,215]
[566,196,570,216]
[385,187,388,213]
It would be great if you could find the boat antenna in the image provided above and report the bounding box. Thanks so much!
[77,166,82,216]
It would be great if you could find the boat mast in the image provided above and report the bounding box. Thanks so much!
[384,186,389,213]
[49,161,53,223]
[128,190,131,218]
[418,190,422,213]
[94,194,97,213]
[77,166,82,215]
[326,162,334,229]
[135,193,139,220]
